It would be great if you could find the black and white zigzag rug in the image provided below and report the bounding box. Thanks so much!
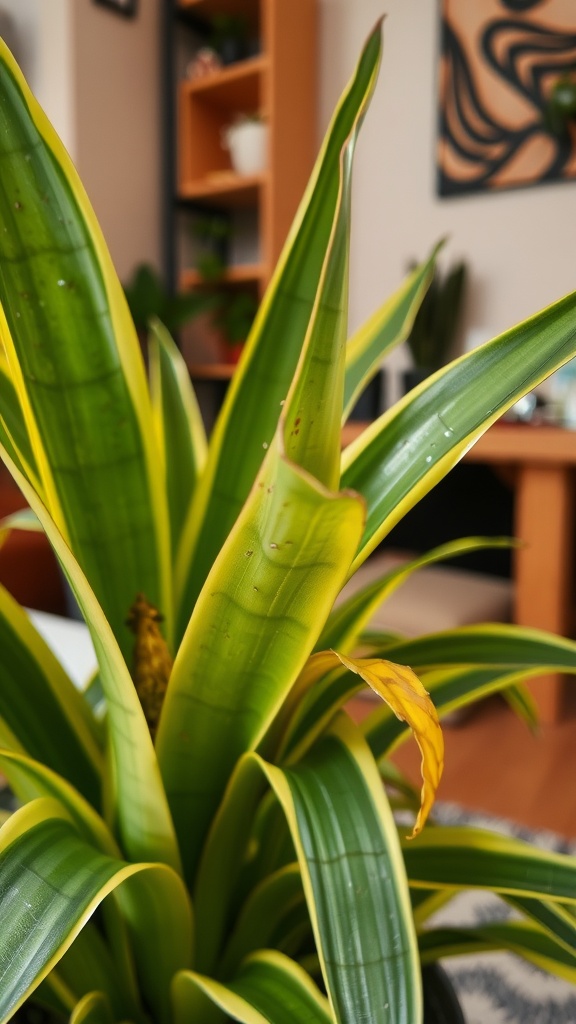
[430,803,576,1024]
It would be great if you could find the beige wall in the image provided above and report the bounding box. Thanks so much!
[38,1,76,156]
[318,0,576,387]
[73,0,162,280]
[1,0,75,152]
[0,0,161,282]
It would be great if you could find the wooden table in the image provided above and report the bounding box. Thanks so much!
[343,422,576,723]
[466,424,575,722]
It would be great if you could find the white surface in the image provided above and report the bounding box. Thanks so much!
[26,609,97,690]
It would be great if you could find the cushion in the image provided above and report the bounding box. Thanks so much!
[340,550,513,638]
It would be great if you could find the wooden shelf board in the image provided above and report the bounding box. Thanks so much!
[187,362,236,380]
[178,0,259,20]
[181,263,264,289]
[182,56,267,108]
[179,172,265,205]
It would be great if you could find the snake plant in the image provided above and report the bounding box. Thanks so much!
[2,20,576,1024]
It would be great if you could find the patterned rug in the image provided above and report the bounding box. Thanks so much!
[430,803,576,1024]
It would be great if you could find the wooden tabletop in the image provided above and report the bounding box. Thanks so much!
[342,420,576,467]
[466,422,576,466]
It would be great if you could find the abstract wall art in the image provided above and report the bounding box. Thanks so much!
[93,0,138,17]
[437,0,576,196]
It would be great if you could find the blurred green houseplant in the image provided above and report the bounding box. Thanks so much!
[543,73,576,137]
[405,258,467,375]
[192,215,258,357]
[2,20,576,1024]
[124,234,257,362]
[123,263,209,340]
[208,13,250,65]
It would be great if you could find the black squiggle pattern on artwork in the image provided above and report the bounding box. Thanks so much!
[438,10,576,196]
[501,0,541,11]
[482,20,576,107]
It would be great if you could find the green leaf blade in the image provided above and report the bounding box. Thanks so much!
[0,441,181,872]
[148,320,207,561]
[227,952,333,1024]
[175,22,383,635]
[507,895,576,956]
[343,243,441,420]
[0,749,116,855]
[70,992,114,1024]
[159,455,365,882]
[0,585,102,805]
[419,921,576,984]
[0,355,38,482]
[319,536,513,654]
[193,756,266,974]
[185,951,333,1024]
[259,716,422,1024]
[404,826,576,902]
[373,623,576,670]
[0,799,192,1024]
[360,626,576,762]
[0,42,170,657]
[0,806,122,1024]
[56,924,138,1024]
[342,290,576,567]
[219,865,305,978]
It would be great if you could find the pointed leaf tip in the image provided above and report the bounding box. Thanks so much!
[335,651,444,836]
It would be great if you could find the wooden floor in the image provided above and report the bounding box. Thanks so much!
[351,688,576,840]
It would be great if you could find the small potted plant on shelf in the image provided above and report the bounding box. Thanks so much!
[3,20,576,1024]
[210,288,258,364]
[122,262,210,344]
[404,257,467,391]
[208,13,251,66]
[222,111,268,176]
[192,214,258,364]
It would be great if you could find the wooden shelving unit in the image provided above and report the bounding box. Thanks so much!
[178,0,259,17]
[180,53,267,104]
[178,173,265,205]
[180,261,263,288]
[162,0,317,385]
[186,362,236,380]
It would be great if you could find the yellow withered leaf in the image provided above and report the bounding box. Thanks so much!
[336,651,444,837]
[127,594,173,741]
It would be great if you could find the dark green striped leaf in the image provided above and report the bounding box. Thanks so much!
[0,41,170,658]
[403,826,576,902]
[175,23,383,636]
[258,716,422,1024]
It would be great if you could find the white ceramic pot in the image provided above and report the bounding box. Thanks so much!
[222,120,268,176]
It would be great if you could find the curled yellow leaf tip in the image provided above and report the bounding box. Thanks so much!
[335,651,444,838]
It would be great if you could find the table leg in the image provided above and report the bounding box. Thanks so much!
[514,465,574,723]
